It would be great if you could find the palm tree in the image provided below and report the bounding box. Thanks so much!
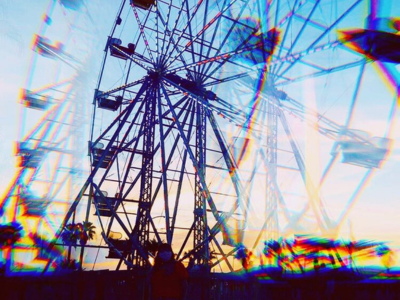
[235,245,254,271]
[0,222,22,247]
[61,222,96,246]
[61,224,79,246]
[82,221,96,244]
[184,248,217,270]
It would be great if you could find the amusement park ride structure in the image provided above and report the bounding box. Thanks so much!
[0,0,103,270]
[1,0,399,273]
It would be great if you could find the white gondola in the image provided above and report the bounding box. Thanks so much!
[15,141,45,169]
[21,89,50,110]
[336,130,390,168]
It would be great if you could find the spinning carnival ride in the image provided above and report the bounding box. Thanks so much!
[0,0,104,272]
[1,0,399,273]
[51,0,398,272]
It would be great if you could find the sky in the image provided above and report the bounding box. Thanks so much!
[0,0,400,273]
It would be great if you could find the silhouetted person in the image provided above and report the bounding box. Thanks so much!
[150,243,188,300]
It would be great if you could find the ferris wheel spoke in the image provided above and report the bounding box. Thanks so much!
[120,99,192,203]
[202,35,259,84]
[110,45,152,71]
[271,0,320,76]
[270,40,340,79]
[166,0,238,69]
[90,98,143,149]
[207,228,234,272]
[277,102,339,140]
[277,57,366,85]
[193,213,240,260]
[167,42,272,75]
[270,0,301,75]
[274,0,309,29]
[148,215,164,245]
[99,78,145,100]
[160,82,222,223]
[287,1,321,50]
[130,4,156,64]
[159,0,172,55]
[164,0,206,64]
[91,202,129,262]
[156,86,172,243]
[155,1,160,61]
[207,112,252,221]
[121,95,190,152]
[33,42,80,70]
[22,94,71,141]
[316,61,367,188]
[343,61,367,128]
[203,71,252,87]
[203,54,252,85]
[214,106,248,128]
[214,96,250,122]
[201,0,258,78]
[203,0,266,77]
[184,0,199,79]
[213,106,246,124]
[132,48,154,65]
[319,154,340,189]
[115,114,147,202]
[279,95,342,132]
[198,0,230,77]
[154,4,196,81]
[335,169,375,231]
[161,102,196,240]
[161,0,186,64]
[197,0,211,58]
[120,163,142,203]
[277,0,363,79]
[118,196,136,235]
[196,0,217,77]
[279,110,333,231]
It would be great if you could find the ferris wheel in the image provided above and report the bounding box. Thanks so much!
[0,0,106,273]
[219,0,399,249]
[49,0,399,273]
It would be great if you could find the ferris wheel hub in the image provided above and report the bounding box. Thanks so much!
[164,73,217,100]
